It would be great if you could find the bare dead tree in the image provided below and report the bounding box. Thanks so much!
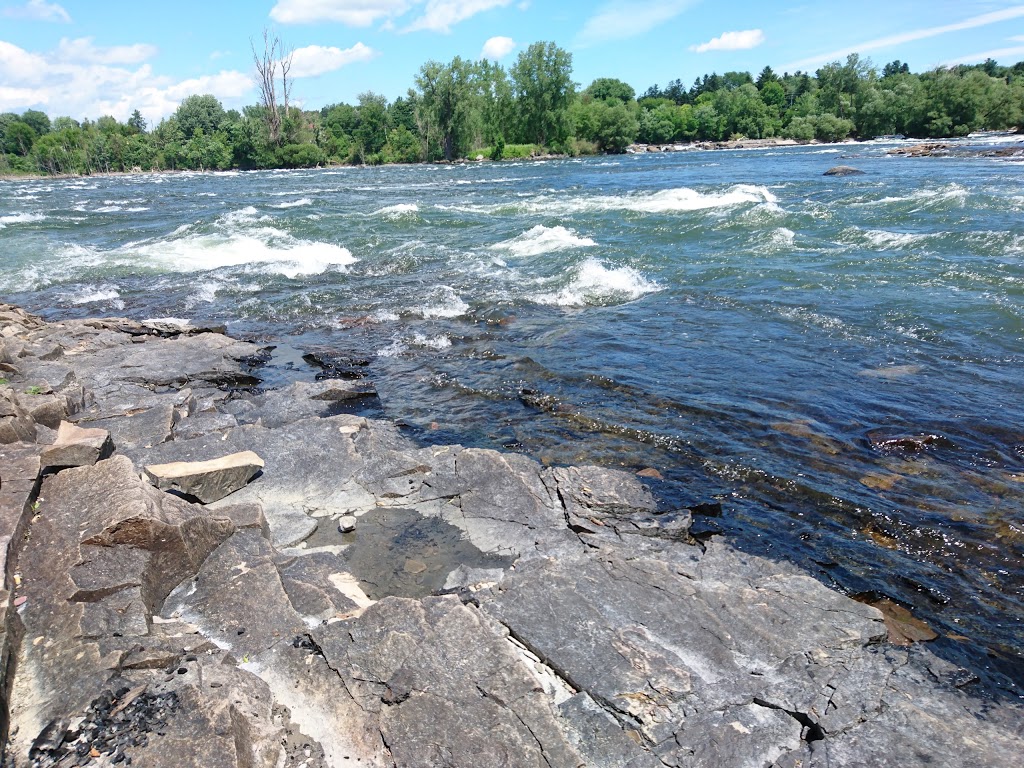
[281,43,294,115]
[252,29,282,144]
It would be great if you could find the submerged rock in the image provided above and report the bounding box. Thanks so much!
[824,165,866,176]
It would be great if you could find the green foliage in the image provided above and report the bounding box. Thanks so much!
[25,385,43,395]
[174,94,227,141]
[277,143,325,168]
[13,47,1024,175]
[489,136,505,161]
[585,78,635,103]
[511,41,575,148]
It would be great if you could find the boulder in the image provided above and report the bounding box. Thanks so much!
[824,165,865,176]
[39,421,114,469]
[145,451,265,503]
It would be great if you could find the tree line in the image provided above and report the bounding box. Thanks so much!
[2,42,1023,176]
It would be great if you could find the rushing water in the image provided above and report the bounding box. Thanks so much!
[2,137,1023,696]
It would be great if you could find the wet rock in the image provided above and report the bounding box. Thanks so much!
[40,421,114,469]
[824,165,865,176]
[144,450,265,503]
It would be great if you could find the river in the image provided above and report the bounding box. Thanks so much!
[2,136,1022,696]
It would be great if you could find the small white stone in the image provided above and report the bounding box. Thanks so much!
[337,515,357,533]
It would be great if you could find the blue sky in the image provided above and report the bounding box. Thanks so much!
[2,0,1024,124]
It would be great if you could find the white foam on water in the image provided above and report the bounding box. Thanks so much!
[490,225,597,257]
[377,339,408,357]
[411,333,452,350]
[68,285,120,304]
[95,205,122,213]
[0,212,46,227]
[532,258,659,307]
[859,184,969,209]
[133,235,356,278]
[271,198,313,209]
[370,203,420,218]
[417,287,469,318]
[42,206,356,281]
[445,184,779,216]
[862,229,930,248]
[812,149,843,154]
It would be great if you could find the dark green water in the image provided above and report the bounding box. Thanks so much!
[2,137,1023,695]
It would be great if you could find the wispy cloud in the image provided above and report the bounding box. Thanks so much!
[690,29,765,53]
[289,42,377,77]
[2,0,71,23]
[270,0,413,27]
[943,44,1024,66]
[404,0,512,33]
[480,35,516,60]
[575,0,699,47]
[783,6,1024,70]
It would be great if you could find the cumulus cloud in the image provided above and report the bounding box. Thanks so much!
[270,0,413,26]
[690,29,765,53]
[480,35,516,60]
[0,38,252,123]
[575,1,698,47]
[404,0,512,33]
[289,42,377,77]
[55,37,158,65]
[2,0,71,23]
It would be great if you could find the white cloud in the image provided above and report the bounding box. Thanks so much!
[55,37,158,65]
[0,38,252,124]
[783,6,1024,70]
[404,0,512,33]
[270,0,413,26]
[289,42,377,77]
[690,29,765,53]
[943,44,1024,66]
[2,0,71,23]
[575,1,698,47]
[480,35,516,60]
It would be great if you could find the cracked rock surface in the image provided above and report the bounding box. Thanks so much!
[1,303,1022,767]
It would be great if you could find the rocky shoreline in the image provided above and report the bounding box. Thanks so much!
[1,304,1022,767]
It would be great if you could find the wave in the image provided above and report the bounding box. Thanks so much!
[0,212,46,227]
[442,184,778,216]
[44,206,357,280]
[417,286,469,318]
[68,285,121,305]
[371,203,420,218]
[532,258,659,307]
[490,225,596,257]
[861,229,931,249]
[270,198,313,209]
[856,184,969,210]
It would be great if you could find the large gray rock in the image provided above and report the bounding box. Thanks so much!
[145,450,265,503]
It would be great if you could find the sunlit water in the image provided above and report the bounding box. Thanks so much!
[3,137,1023,695]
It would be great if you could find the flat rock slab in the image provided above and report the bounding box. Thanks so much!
[39,420,114,469]
[145,450,265,503]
